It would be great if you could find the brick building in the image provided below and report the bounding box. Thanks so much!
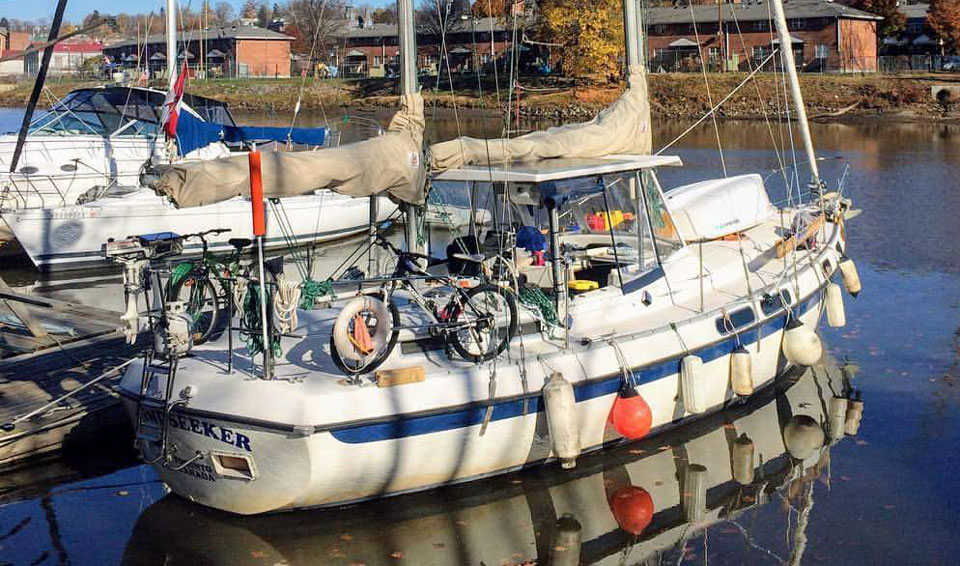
[646,0,881,73]
[23,37,103,76]
[103,25,294,78]
[333,17,517,78]
[0,27,31,76]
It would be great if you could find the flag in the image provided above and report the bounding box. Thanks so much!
[161,61,188,138]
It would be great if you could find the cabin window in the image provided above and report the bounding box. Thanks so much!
[716,306,756,334]
[760,289,793,315]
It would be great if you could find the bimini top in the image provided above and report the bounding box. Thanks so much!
[430,154,682,184]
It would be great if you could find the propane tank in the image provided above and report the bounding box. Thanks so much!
[154,301,194,357]
[731,433,755,486]
[543,372,581,469]
[680,355,707,414]
[550,514,582,566]
[609,385,653,440]
[838,256,861,296]
[845,399,864,436]
[730,345,754,396]
[782,319,823,367]
[825,283,846,328]
[608,485,655,536]
[827,397,848,441]
[783,415,824,461]
[682,464,708,523]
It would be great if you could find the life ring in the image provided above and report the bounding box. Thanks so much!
[332,296,395,363]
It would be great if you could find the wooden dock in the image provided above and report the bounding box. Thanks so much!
[0,280,142,469]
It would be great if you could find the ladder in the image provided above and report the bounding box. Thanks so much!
[133,348,180,465]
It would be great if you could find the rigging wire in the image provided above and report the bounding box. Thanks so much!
[687,1,727,177]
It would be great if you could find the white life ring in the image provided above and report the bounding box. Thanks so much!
[332,296,394,362]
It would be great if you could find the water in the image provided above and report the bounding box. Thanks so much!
[2,106,959,565]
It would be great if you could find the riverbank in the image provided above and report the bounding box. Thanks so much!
[2,73,958,123]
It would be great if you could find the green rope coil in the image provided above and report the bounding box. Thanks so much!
[242,283,281,358]
[519,286,558,327]
[299,277,334,310]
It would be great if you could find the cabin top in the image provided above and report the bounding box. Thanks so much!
[430,154,683,184]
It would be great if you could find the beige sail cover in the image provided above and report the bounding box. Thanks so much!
[430,67,652,170]
[151,93,426,207]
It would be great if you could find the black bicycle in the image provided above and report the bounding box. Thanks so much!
[330,231,518,375]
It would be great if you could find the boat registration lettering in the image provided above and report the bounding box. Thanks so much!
[165,414,253,452]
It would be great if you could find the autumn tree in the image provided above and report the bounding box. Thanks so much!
[539,0,622,82]
[242,0,259,19]
[372,6,398,24]
[848,0,905,36]
[214,2,236,25]
[286,0,345,57]
[929,0,960,52]
[256,4,273,26]
[472,0,509,18]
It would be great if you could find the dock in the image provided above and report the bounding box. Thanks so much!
[0,279,141,468]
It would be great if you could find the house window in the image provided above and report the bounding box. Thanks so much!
[373,56,383,67]
[815,44,829,59]
[788,18,806,30]
[653,24,667,35]
[752,46,769,59]
[708,47,720,60]
[752,20,769,32]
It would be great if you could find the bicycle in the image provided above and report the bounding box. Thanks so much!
[166,229,255,344]
[330,230,519,375]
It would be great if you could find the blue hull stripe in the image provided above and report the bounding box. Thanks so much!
[329,296,818,444]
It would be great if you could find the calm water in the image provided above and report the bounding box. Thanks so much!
[1,107,959,565]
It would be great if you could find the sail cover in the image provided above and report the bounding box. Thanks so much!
[430,67,651,170]
[151,93,426,207]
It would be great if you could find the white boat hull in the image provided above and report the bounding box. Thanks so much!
[6,189,396,270]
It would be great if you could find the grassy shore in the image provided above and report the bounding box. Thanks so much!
[2,73,958,122]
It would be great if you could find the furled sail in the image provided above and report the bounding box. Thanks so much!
[429,67,651,170]
[150,93,426,207]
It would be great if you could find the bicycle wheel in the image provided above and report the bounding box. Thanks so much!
[450,284,518,363]
[168,272,222,345]
[330,295,401,376]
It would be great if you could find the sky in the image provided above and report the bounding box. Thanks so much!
[1,0,391,24]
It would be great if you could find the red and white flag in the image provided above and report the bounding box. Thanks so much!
[160,61,188,138]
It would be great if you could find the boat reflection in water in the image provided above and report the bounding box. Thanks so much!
[123,358,863,566]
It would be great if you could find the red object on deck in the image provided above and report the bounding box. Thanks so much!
[609,485,654,535]
[609,387,653,440]
[248,151,266,236]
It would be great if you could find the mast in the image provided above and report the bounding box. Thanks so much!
[166,0,177,81]
[769,0,820,189]
[397,0,421,252]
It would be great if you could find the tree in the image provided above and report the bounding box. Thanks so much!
[372,6,398,24]
[242,0,259,19]
[539,0,622,82]
[472,0,509,18]
[929,0,960,52]
[0,17,9,29]
[214,1,236,25]
[285,0,345,57]
[848,0,905,37]
[256,3,273,26]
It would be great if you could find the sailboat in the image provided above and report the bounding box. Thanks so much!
[0,0,384,271]
[123,360,864,564]
[112,0,864,514]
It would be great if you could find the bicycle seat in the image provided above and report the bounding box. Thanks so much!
[228,238,253,250]
[451,253,484,264]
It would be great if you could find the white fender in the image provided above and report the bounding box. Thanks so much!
[782,319,823,367]
[682,464,708,523]
[543,372,581,469]
[783,415,824,461]
[839,256,861,296]
[825,282,846,328]
[732,434,755,486]
[827,397,848,441]
[332,296,394,363]
[845,399,864,436]
[681,355,707,414]
[730,346,754,396]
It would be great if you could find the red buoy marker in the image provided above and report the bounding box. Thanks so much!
[609,485,654,536]
[609,385,653,440]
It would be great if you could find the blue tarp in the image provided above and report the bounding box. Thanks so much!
[175,111,327,156]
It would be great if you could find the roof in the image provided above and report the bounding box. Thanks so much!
[105,25,292,50]
[646,0,883,25]
[899,3,929,19]
[431,155,683,184]
[32,40,102,53]
[334,16,511,39]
